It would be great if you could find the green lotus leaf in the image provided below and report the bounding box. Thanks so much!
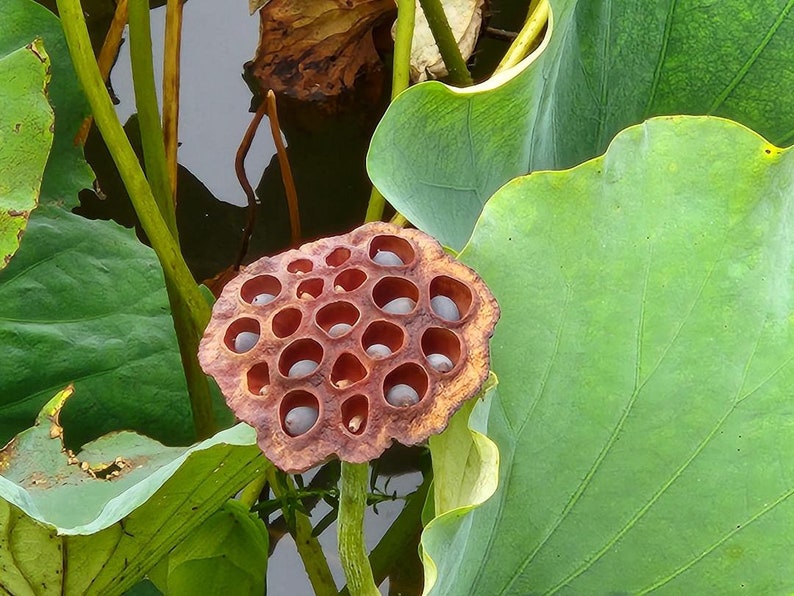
[0,203,232,448]
[420,116,794,592]
[0,0,93,205]
[0,39,53,270]
[368,0,794,249]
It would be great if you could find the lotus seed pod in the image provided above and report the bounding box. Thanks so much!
[198,221,500,473]
[426,353,454,372]
[328,323,353,337]
[385,383,420,407]
[284,406,319,436]
[366,343,392,358]
[234,331,259,353]
[288,359,319,377]
[372,249,404,266]
[382,297,416,314]
[430,295,460,321]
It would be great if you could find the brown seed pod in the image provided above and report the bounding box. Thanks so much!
[198,222,499,473]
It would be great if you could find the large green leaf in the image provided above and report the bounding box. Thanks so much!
[0,202,228,448]
[0,0,212,446]
[0,0,93,205]
[0,39,53,270]
[0,388,265,595]
[419,116,794,592]
[368,0,794,249]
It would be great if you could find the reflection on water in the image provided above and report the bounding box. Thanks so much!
[112,0,269,206]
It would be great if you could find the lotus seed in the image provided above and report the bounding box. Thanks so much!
[427,353,454,372]
[366,343,392,358]
[372,249,404,266]
[328,322,352,337]
[430,295,460,321]
[382,297,416,314]
[385,383,420,407]
[288,359,319,377]
[284,406,318,436]
[234,331,259,353]
[252,292,276,305]
[347,414,365,433]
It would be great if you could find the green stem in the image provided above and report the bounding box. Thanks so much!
[391,0,415,100]
[166,276,216,439]
[339,472,431,595]
[128,0,215,439]
[417,0,473,86]
[238,466,271,509]
[127,0,178,238]
[56,0,215,437]
[364,0,415,223]
[266,468,337,595]
[338,462,379,596]
[494,0,549,73]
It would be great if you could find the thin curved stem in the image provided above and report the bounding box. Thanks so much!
[234,99,268,269]
[264,90,301,244]
[338,461,379,596]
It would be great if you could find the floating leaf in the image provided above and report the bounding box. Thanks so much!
[0,203,231,448]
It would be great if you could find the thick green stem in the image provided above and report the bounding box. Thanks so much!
[391,0,415,100]
[166,276,216,439]
[338,462,379,596]
[127,0,178,238]
[339,472,430,594]
[364,0,415,223]
[418,0,473,86]
[495,0,549,73]
[57,0,215,438]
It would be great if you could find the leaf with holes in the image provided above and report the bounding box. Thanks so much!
[418,116,794,593]
[0,39,53,271]
[0,387,265,594]
[368,0,794,249]
[1,0,93,206]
